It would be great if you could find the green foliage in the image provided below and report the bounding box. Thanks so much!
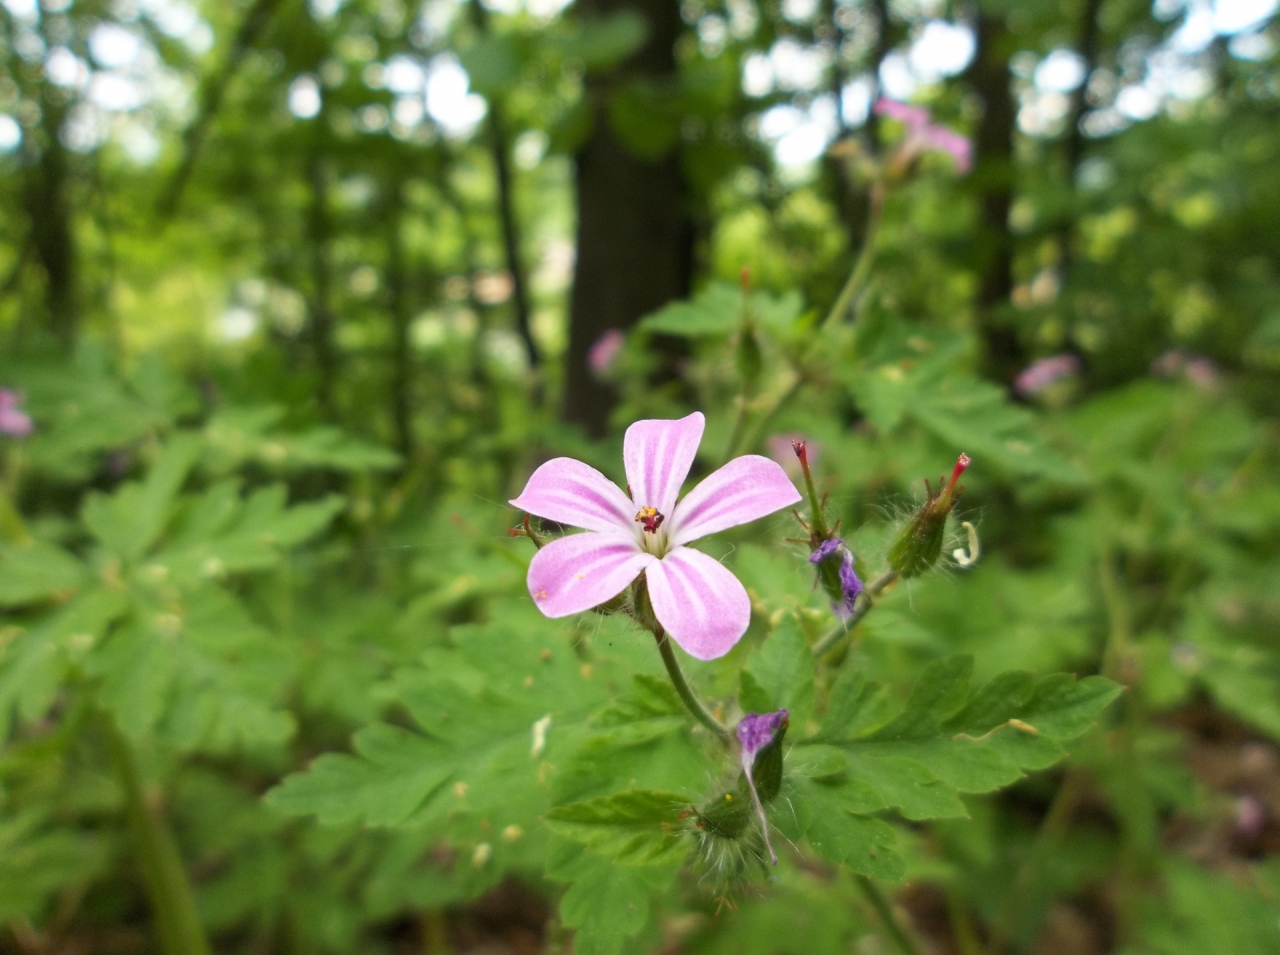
[3,0,1279,950]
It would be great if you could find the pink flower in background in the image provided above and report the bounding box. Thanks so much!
[587,329,625,376]
[1152,349,1219,391]
[1014,354,1082,396]
[0,389,32,437]
[766,433,820,481]
[874,98,972,173]
[510,412,801,660]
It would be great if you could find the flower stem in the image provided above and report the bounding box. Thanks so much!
[653,629,731,743]
[633,579,730,743]
[857,876,921,955]
[105,721,211,955]
[812,569,898,657]
[821,183,885,330]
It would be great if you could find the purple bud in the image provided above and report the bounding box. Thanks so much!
[736,709,789,865]
[809,537,842,564]
[837,551,864,616]
[737,709,789,758]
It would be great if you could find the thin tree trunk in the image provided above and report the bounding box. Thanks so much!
[488,102,538,370]
[386,180,414,461]
[1059,0,1104,277]
[24,91,78,349]
[564,0,694,437]
[825,0,895,252]
[971,12,1022,384]
[306,151,339,417]
[158,0,284,218]
[470,0,539,370]
[865,0,894,145]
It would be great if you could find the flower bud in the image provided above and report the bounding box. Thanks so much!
[810,538,863,617]
[737,709,789,864]
[888,453,970,579]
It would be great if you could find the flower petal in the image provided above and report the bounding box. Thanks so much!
[623,412,704,516]
[526,532,653,617]
[669,455,801,546]
[645,547,751,661]
[510,457,635,534]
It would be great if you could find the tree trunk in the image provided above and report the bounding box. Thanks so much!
[306,151,339,417]
[1059,0,1104,277]
[971,12,1022,384]
[24,91,78,349]
[563,0,694,437]
[386,180,414,461]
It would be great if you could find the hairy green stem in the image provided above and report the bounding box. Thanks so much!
[653,629,731,743]
[822,183,885,330]
[634,581,730,742]
[857,876,921,955]
[812,570,898,657]
[106,723,211,955]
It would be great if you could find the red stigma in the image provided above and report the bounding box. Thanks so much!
[791,440,807,464]
[945,453,971,496]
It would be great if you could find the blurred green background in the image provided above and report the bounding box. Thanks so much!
[1,0,1279,952]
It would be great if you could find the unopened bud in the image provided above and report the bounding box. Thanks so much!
[810,538,863,617]
[888,454,971,579]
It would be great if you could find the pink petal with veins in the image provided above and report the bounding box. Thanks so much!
[623,411,704,516]
[526,532,654,617]
[510,457,635,534]
[646,547,752,660]
[669,455,800,546]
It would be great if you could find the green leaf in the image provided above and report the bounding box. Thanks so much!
[0,587,129,738]
[202,406,399,475]
[638,282,741,337]
[458,34,523,98]
[82,435,201,562]
[265,724,453,826]
[546,790,691,866]
[160,484,344,581]
[557,12,648,71]
[791,778,904,881]
[0,540,85,607]
[743,614,815,729]
[807,657,1119,821]
[549,841,662,955]
[267,615,641,850]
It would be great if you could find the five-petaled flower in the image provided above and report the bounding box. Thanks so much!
[509,412,801,660]
[874,98,972,174]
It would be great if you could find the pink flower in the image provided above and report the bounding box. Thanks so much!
[1014,354,1082,396]
[509,412,801,660]
[873,98,972,174]
[587,329,625,377]
[0,389,32,438]
[1152,349,1219,392]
